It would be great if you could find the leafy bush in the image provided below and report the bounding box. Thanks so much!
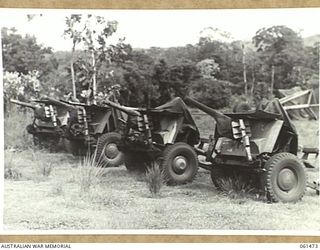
[145,163,164,197]
[189,78,232,109]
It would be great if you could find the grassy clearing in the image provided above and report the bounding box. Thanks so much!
[4,165,320,230]
[3,113,320,230]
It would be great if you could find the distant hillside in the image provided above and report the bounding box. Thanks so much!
[303,35,320,47]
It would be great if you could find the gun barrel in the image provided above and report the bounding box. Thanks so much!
[10,99,37,110]
[184,96,232,138]
[103,99,140,116]
[35,97,75,109]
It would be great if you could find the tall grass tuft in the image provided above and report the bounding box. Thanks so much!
[218,175,255,200]
[77,152,106,195]
[145,162,164,197]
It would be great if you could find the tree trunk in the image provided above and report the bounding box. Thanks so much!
[242,44,247,96]
[270,65,275,98]
[318,42,320,86]
[70,44,76,99]
[91,51,97,105]
[250,61,255,95]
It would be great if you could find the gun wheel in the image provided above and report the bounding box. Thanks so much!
[95,132,124,167]
[161,142,198,185]
[261,152,306,203]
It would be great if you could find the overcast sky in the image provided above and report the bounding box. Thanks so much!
[0,8,319,51]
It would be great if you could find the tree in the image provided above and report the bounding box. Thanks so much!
[189,78,232,109]
[252,25,306,90]
[1,27,55,78]
[63,15,129,103]
[3,70,41,113]
[63,14,82,98]
[199,27,233,45]
[152,59,198,105]
[196,59,219,79]
[99,50,157,107]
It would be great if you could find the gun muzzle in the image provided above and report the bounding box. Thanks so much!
[10,99,37,110]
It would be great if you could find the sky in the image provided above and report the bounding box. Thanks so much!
[0,8,319,51]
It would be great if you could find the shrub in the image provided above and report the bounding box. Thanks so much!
[189,78,232,109]
[145,163,164,197]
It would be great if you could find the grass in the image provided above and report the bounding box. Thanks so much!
[4,109,34,150]
[32,150,54,178]
[3,165,320,230]
[4,152,23,180]
[145,163,164,197]
[218,176,257,200]
[77,153,106,195]
[3,110,320,230]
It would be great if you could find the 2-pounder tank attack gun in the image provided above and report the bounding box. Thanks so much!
[10,98,72,150]
[184,96,317,202]
[60,85,125,166]
[99,97,200,184]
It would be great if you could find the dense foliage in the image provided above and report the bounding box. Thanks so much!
[2,23,319,110]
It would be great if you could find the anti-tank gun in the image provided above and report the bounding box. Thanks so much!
[184,96,314,203]
[97,97,201,185]
[59,86,126,165]
[10,98,71,150]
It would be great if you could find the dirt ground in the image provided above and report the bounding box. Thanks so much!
[3,120,320,231]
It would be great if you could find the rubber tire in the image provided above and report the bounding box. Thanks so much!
[95,132,124,167]
[261,152,306,203]
[124,152,149,172]
[161,142,198,185]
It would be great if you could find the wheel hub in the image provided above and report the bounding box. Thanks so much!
[104,143,119,159]
[277,168,297,191]
[173,156,188,173]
